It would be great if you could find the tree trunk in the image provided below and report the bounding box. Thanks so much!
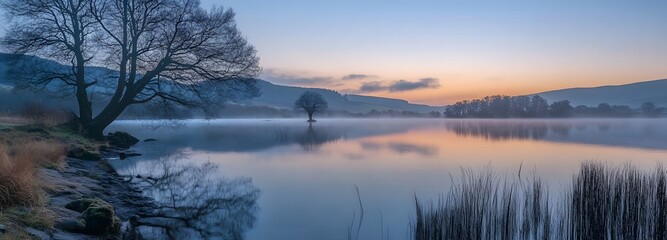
[85,100,132,140]
[83,124,106,140]
[75,55,93,125]
[307,111,314,121]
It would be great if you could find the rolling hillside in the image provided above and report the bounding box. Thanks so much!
[534,79,667,107]
[237,80,444,113]
[0,53,444,114]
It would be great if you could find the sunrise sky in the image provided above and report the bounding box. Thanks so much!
[180,1,664,105]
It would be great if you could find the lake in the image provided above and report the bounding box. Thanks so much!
[107,118,667,240]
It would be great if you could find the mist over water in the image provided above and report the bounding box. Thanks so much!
[108,118,667,240]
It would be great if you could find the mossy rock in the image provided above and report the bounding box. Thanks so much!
[81,205,120,234]
[65,198,109,213]
[105,131,139,149]
[64,198,120,235]
[67,147,101,160]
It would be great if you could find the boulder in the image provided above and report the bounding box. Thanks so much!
[143,138,158,142]
[64,198,121,235]
[67,147,101,160]
[57,219,85,233]
[65,198,108,212]
[106,132,139,149]
[119,152,142,160]
[81,204,120,234]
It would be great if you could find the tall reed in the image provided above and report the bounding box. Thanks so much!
[413,162,667,240]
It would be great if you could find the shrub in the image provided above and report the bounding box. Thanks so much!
[17,102,71,127]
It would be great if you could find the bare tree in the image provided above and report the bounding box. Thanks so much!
[2,0,260,138]
[294,91,328,122]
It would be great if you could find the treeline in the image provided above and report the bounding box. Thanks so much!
[340,109,441,118]
[444,95,665,118]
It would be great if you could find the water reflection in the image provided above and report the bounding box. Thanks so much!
[106,119,667,240]
[297,123,340,151]
[122,152,259,240]
[444,119,667,150]
[360,141,438,156]
[110,119,667,155]
[445,120,550,140]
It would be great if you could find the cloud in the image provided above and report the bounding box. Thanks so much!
[358,81,386,92]
[342,74,375,80]
[388,78,440,92]
[261,69,334,86]
[355,77,441,93]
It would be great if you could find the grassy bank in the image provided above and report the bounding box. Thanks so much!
[0,117,101,239]
[413,162,667,240]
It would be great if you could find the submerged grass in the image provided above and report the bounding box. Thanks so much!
[413,162,667,240]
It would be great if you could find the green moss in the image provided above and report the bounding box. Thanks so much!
[65,198,110,213]
[65,198,119,235]
[81,205,115,234]
[67,148,101,161]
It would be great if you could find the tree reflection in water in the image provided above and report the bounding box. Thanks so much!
[123,152,259,240]
[445,120,552,140]
[297,123,338,151]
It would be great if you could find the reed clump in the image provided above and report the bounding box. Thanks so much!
[413,162,667,240]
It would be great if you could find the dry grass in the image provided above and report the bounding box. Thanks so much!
[0,224,33,240]
[0,111,88,237]
[0,116,32,125]
[18,102,72,127]
[0,137,66,208]
[0,146,40,207]
[13,140,67,170]
[0,206,55,239]
[0,102,72,127]
[0,137,66,238]
[5,207,56,230]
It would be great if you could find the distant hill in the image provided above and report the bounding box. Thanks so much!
[0,53,444,114]
[236,80,444,113]
[533,79,667,107]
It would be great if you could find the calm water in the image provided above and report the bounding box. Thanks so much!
[108,118,667,240]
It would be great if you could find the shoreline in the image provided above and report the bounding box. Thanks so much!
[0,121,153,239]
[43,153,154,239]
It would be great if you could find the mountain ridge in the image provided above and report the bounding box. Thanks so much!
[532,78,667,107]
[0,53,445,114]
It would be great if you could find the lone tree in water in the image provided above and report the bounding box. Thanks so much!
[294,91,328,122]
[1,0,260,139]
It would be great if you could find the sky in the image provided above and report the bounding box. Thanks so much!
[200,0,667,105]
[2,1,663,105]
